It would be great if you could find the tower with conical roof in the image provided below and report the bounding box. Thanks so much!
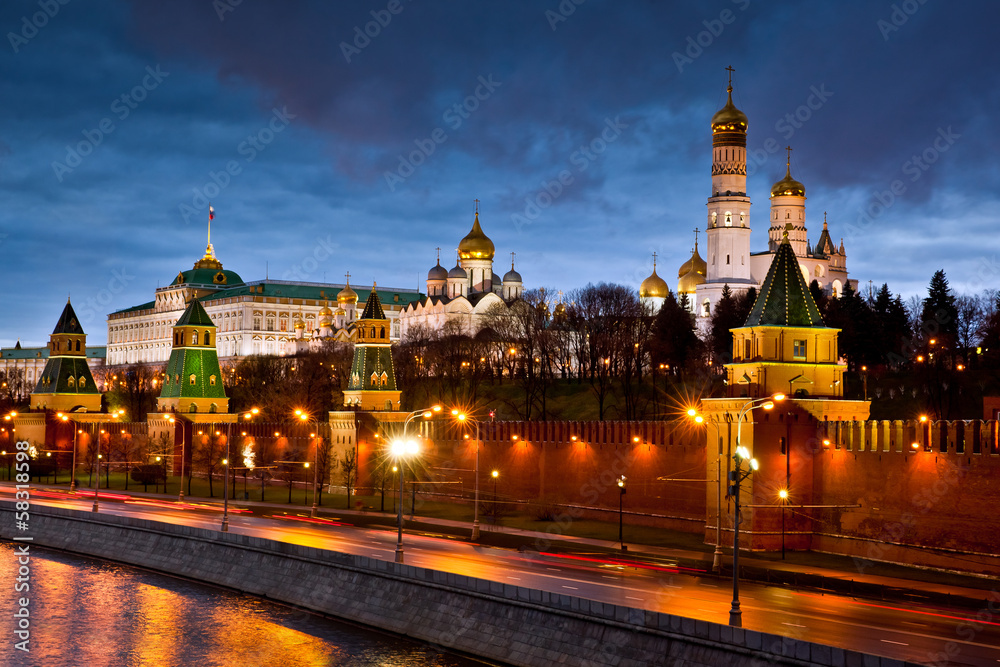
[726,225,844,398]
[157,298,228,414]
[701,67,754,318]
[30,299,101,412]
[457,200,496,294]
[343,285,400,411]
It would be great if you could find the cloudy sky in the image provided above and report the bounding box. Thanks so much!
[1,0,998,347]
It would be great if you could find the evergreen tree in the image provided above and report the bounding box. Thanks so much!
[709,284,739,363]
[921,270,958,347]
[650,291,703,371]
[809,280,828,313]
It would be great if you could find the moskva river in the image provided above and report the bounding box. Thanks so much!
[0,542,488,667]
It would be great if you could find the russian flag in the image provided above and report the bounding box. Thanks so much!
[209,205,215,221]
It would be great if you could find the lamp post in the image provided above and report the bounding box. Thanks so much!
[221,421,233,533]
[296,410,321,518]
[392,405,441,563]
[491,469,499,524]
[92,411,123,513]
[617,474,626,550]
[728,393,783,627]
[452,409,482,540]
[167,415,187,502]
[61,414,79,492]
[778,488,788,559]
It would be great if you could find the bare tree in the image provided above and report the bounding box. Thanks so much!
[340,446,359,508]
[955,294,984,363]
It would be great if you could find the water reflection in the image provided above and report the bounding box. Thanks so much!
[0,543,485,667]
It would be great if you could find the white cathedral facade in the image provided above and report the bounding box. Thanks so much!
[641,76,854,318]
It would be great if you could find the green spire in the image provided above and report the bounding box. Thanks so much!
[744,226,824,327]
[175,298,216,327]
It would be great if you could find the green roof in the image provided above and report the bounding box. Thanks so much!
[2,346,104,360]
[170,268,245,287]
[113,301,156,315]
[744,231,824,327]
[159,348,227,399]
[347,345,397,392]
[360,289,386,320]
[53,301,86,335]
[175,299,216,327]
[33,357,99,395]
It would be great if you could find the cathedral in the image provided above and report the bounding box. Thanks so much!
[641,73,854,319]
[399,202,524,339]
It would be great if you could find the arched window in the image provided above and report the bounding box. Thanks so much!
[79,376,86,388]
[209,375,216,386]
[725,212,732,227]
[189,374,197,385]
[204,332,210,346]
[370,327,376,338]
[189,403,198,413]
[191,332,199,345]
[209,403,217,413]
[370,372,379,387]
[67,376,76,388]
[76,340,81,351]
[380,327,386,339]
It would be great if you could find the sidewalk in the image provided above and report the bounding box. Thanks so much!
[13,481,996,611]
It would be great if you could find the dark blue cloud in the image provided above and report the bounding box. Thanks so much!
[1,0,999,346]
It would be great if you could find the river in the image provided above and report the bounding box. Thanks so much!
[0,542,492,667]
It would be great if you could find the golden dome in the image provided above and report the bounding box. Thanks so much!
[337,282,358,305]
[711,86,748,133]
[640,267,669,299]
[318,303,333,317]
[293,316,305,330]
[319,316,332,328]
[678,266,706,293]
[770,164,806,198]
[677,242,707,279]
[335,307,346,317]
[458,212,495,260]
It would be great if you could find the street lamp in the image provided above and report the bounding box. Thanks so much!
[687,407,723,571]
[728,393,782,627]
[617,475,627,550]
[452,409,483,540]
[296,410,322,518]
[391,437,420,564]
[491,469,499,524]
[60,414,80,492]
[778,488,789,559]
[93,410,124,513]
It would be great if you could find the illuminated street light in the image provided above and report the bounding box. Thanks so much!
[617,474,627,551]
[392,405,440,563]
[778,488,789,559]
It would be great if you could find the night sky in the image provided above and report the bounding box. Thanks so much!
[2,0,998,347]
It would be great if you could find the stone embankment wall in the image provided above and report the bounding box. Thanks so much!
[0,504,916,667]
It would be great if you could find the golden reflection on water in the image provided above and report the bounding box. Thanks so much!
[0,543,475,667]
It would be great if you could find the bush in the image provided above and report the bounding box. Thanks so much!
[131,465,166,486]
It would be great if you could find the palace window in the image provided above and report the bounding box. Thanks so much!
[793,340,807,360]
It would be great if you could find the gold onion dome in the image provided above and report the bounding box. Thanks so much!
[771,164,806,198]
[678,266,706,293]
[711,85,748,133]
[337,282,358,305]
[677,242,707,279]
[458,212,495,260]
[319,316,332,328]
[293,316,305,330]
[335,307,346,317]
[318,303,333,318]
[640,265,669,299]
